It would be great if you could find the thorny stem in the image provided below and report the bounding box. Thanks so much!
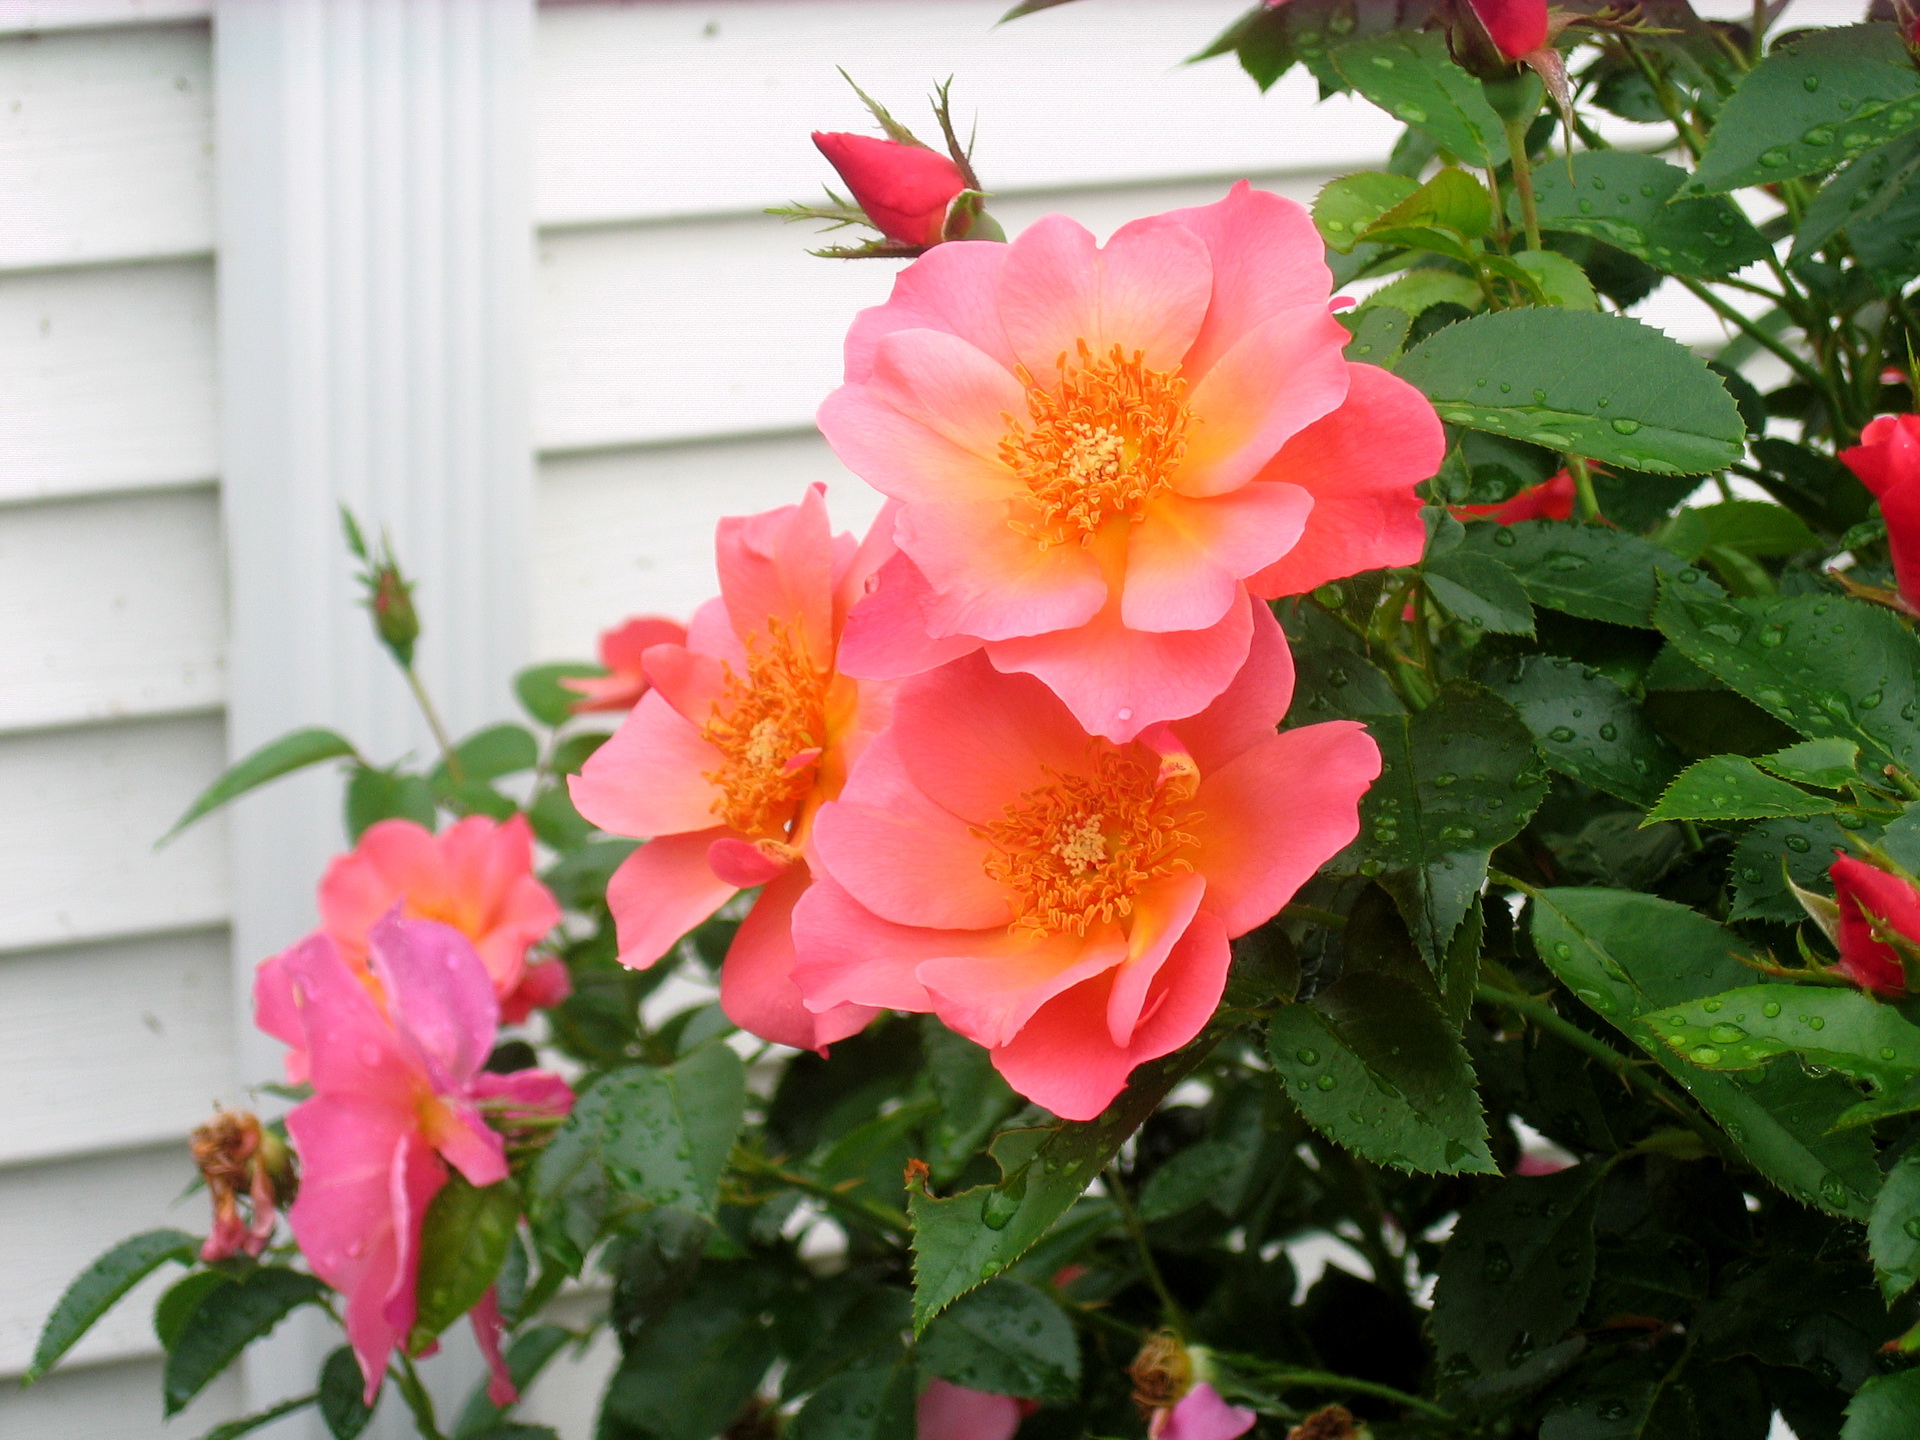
[1227,1359,1459,1422]
[392,1353,448,1440]
[1567,455,1602,525]
[1105,1163,1195,1340]
[403,664,465,784]
[1504,115,1541,252]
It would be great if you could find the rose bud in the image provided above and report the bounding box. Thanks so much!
[1829,853,1920,996]
[811,131,968,248]
[1840,414,1920,613]
[1467,0,1550,61]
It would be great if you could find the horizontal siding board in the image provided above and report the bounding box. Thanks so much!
[535,431,883,657]
[0,23,212,269]
[0,928,233,1168]
[0,1143,204,1378]
[0,257,217,504]
[0,714,228,953]
[0,485,225,733]
[532,0,1396,228]
[0,1,209,36]
[534,173,1327,454]
[0,1356,239,1439]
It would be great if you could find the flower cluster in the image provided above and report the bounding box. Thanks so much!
[572,185,1437,1118]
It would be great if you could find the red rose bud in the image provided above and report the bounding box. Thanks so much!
[1841,414,1920,612]
[1468,0,1550,60]
[1453,471,1576,524]
[812,132,968,247]
[1831,854,1920,995]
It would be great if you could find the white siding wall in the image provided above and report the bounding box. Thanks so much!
[1,1,1830,1436]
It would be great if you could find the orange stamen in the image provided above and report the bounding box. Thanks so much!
[978,744,1200,937]
[702,619,828,837]
[1000,340,1193,550]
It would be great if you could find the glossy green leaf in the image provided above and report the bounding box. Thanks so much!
[1730,813,1859,921]
[1360,268,1484,322]
[163,1268,329,1415]
[1644,984,1920,1095]
[1314,171,1418,251]
[434,723,539,788]
[155,1270,226,1351]
[921,1022,1020,1186]
[599,1266,778,1440]
[1657,500,1820,562]
[1796,130,1920,285]
[344,765,437,841]
[409,1176,521,1353]
[1330,31,1508,168]
[166,728,359,841]
[1340,304,1410,367]
[1868,1152,1920,1302]
[1138,1141,1243,1222]
[1688,24,1920,194]
[26,1228,199,1382]
[1481,653,1682,807]
[909,1028,1221,1331]
[1760,738,1862,790]
[787,1354,918,1440]
[1267,972,1497,1175]
[531,1043,745,1271]
[1429,1165,1603,1392]
[1352,683,1548,961]
[1458,521,1694,629]
[1525,150,1769,277]
[1509,249,1597,310]
[1397,309,1747,476]
[1652,586,1920,775]
[514,661,603,728]
[1843,1367,1920,1438]
[1531,888,1880,1219]
[777,1281,913,1401]
[919,1278,1079,1403]
[1647,755,1840,823]
[1425,549,1535,637]
[197,1393,319,1440]
[320,1345,373,1439]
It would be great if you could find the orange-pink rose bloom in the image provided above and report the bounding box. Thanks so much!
[818,181,1440,742]
[318,813,566,1023]
[568,485,892,1051]
[791,605,1379,1119]
[563,614,689,712]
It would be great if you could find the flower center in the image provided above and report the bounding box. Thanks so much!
[1000,340,1193,550]
[979,745,1200,937]
[702,619,828,837]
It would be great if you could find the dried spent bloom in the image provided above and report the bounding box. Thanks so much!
[1131,1333,1257,1440]
[1290,1405,1364,1440]
[191,1108,291,1262]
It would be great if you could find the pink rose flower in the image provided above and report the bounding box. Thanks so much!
[274,913,573,1403]
[1840,414,1920,612]
[1150,1382,1257,1440]
[819,181,1439,742]
[1452,471,1576,525]
[562,615,689,712]
[568,484,893,1051]
[917,1378,1025,1440]
[1830,853,1920,996]
[792,604,1379,1119]
[812,131,968,248]
[1468,0,1550,60]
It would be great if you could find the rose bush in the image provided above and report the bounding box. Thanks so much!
[27,4,1920,1437]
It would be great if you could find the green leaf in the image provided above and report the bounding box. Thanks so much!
[1760,738,1862,790]
[1652,586,1920,775]
[1509,250,1597,310]
[163,1268,329,1415]
[409,1176,521,1353]
[515,662,604,728]
[1425,550,1535,637]
[1843,1367,1920,1438]
[1657,500,1820,561]
[1330,31,1508,169]
[26,1228,199,1382]
[1429,1165,1603,1393]
[197,1393,319,1440]
[531,1043,745,1271]
[1363,167,1495,259]
[1531,888,1881,1219]
[1796,130,1920,286]
[1524,150,1770,277]
[1688,24,1920,194]
[918,1278,1079,1403]
[434,724,539,788]
[1361,268,1483,322]
[344,765,437,842]
[1397,309,1747,476]
[1643,984,1920,1096]
[320,1345,374,1439]
[1647,754,1840,823]
[787,1354,918,1440]
[908,1028,1221,1332]
[1340,305,1411,368]
[1268,972,1496,1174]
[527,782,594,852]
[1352,683,1548,961]
[1480,654,1682,808]
[155,1269,227,1351]
[599,1266,778,1440]
[921,1022,1020,1186]
[1138,1141,1242,1222]
[1868,1152,1920,1302]
[1314,172,1418,252]
[777,1282,913,1400]
[166,729,359,841]
[1730,813,1858,921]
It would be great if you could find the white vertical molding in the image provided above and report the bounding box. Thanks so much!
[214,0,533,1429]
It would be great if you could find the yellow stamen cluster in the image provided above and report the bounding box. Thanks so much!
[1000,340,1193,550]
[979,745,1200,937]
[702,619,828,837]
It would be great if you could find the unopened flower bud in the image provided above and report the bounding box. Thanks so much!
[190,1109,290,1262]
[811,132,968,248]
[368,562,420,667]
[1467,0,1549,62]
[1829,853,1920,995]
